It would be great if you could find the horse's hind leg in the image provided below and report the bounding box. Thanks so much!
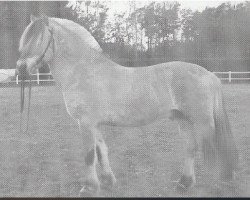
[176,120,198,191]
[78,124,100,197]
[96,133,116,188]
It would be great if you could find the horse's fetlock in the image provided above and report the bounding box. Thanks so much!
[100,171,117,187]
[79,177,100,197]
[176,175,195,192]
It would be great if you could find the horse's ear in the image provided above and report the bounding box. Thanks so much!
[30,14,38,22]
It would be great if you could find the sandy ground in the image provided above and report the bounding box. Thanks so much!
[0,83,249,197]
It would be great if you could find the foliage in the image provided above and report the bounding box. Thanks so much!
[66,0,109,43]
[131,2,181,50]
[67,1,250,71]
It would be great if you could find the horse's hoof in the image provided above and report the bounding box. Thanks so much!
[100,172,117,189]
[176,175,194,192]
[79,179,100,197]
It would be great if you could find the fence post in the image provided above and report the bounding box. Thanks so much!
[37,70,39,85]
[229,71,232,83]
[16,75,18,84]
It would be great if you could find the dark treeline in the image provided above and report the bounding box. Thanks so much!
[68,1,250,72]
[0,1,249,73]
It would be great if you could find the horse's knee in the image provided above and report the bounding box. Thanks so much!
[178,121,197,156]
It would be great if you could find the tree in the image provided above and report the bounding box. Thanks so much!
[131,1,180,55]
[66,1,250,70]
[181,9,199,42]
[66,0,109,44]
[180,1,250,71]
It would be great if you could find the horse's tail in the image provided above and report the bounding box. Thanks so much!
[202,85,238,180]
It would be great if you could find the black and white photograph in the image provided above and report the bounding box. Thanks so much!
[0,0,249,197]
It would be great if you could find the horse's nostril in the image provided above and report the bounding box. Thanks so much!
[17,63,29,78]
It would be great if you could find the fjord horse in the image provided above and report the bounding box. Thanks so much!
[16,15,238,196]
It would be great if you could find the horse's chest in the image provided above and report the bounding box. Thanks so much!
[62,91,87,120]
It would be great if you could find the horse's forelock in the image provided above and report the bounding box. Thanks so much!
[19,19,46,53]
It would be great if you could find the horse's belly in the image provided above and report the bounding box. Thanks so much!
[101,95,171,127]
[103,106,160,127]
[62,80,172,126]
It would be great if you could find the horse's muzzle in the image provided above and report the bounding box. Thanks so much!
[16,62,29,79]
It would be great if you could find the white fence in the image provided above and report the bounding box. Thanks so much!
[15,72,54,85]
[6,71,250,85]
[213,71,250,83]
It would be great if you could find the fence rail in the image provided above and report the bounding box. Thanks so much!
[5,71,250,85]
[14,72,55,85]
[213,71,250,83]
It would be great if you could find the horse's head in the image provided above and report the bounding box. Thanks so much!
[16,15,54,77]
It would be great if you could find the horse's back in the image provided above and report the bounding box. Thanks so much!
[153,61,217,81]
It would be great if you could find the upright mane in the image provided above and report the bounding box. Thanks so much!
[50,18,103,53]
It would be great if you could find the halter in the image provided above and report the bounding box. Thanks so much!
[19,27,54,134]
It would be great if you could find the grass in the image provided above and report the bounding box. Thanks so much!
[0,84,249,197]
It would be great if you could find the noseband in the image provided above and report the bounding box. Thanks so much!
[19,27,54,134]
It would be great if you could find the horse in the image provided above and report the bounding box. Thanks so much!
[16,15,238,196]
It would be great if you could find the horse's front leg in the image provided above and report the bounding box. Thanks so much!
[96,130,116,188]
[176,120,198,192]
[78,123,100,197]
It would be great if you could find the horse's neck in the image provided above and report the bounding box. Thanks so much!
[52,38,132,90]
[50,20,136,89]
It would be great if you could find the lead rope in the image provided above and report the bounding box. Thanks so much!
[19,76,32,134]
[25,77,32,133]
[19,76,24,132]
[18,28,53,134]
